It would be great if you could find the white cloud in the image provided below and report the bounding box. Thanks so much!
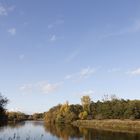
[8,108,22,112]
[128,68,140,76]
[8,28,16,35]
[65,74,73,80]
[102,19,140,38]
[39,82,60,94]
[108,68,121,73]
[19,81,62,94]
[65,67,96,81]
[79,67,95,79]
[65,50,79,62]
[48,19,64,29]
[19,84,33,92]
[77,90,94,97]
[50,35,56,42]
[0,4,15,16]
[0,5,7,16]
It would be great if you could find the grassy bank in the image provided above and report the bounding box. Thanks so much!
[72,120,140,133]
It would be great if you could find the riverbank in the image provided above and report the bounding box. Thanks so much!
[72,120,140,133]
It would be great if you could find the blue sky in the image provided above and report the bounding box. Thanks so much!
[0,0,140,114]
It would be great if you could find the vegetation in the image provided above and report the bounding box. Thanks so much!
[72,120,140,133]
[1,92,140,129]
[6,112,45,122]
[45,103,83,124]
[45,95,140,125]
[0,94,8,124]
[32,112,45,120]
[6,111,29,122]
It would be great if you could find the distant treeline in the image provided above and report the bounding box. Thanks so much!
[1,93,140,125]
[6,112,45,122]
[45,95,140,124]
[0,93,45,124]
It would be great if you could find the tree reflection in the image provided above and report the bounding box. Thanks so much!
[0,121,25,132]
[44,123,82,140]
[8,121,25,128]
[79,127,140,140]
[44,123,140,140]
[32,120,44,126]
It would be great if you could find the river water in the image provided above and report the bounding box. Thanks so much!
[0,121,140,140]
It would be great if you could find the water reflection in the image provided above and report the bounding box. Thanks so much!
[32,121,44,126]
[0,121,140,140]
[0,121,25,132]
[45,123,140,140]
[79,127,140,140]
[44,123,82,139]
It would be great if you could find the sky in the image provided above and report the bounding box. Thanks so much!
[0,0,140,114]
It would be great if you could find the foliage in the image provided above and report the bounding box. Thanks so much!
[0,94,8,124]
[81,96,91,113]
[45,104,62,124]
[45,103,83,124]
[45,95,140,124]
[7,111,28,122]
[32,113,45,120]
[79,111,88,120]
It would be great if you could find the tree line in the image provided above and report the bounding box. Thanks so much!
[0,93,45,124]
[45,95,140,124]
[1,93,140,125]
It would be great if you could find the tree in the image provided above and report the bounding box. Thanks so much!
[0,93,8,123]
[81,96,91,113]
[7,111,27,122]
[79,111,88,120]
[32,113,44,120]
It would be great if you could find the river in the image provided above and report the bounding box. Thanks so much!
[0,121,140,140]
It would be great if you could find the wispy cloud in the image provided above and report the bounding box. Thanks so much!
[19,84,33,92]
[65,50,79,62]
[65,74,73,80]
[8,28,16,35]
[49,34,64,42]
[0,4,15,16]
[76,90,94,97]
[79,67,95,79]
[108,68,121,73]
[102,19,140,38]
[0,5,7,16]
[65,67,96,81]
[48,19,64,29]
[128,68,140,76]
[19,81,62,94]
[50,35,56,42]
[39,82,61,94]
[8,107,22,112]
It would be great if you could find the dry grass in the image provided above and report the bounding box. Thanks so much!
[72,119,140,133]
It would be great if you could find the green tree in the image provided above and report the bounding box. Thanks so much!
[79,111,88,120]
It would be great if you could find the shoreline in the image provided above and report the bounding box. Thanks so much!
[72,119,140,133]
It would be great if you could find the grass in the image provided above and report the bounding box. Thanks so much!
[72,119,140,133]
